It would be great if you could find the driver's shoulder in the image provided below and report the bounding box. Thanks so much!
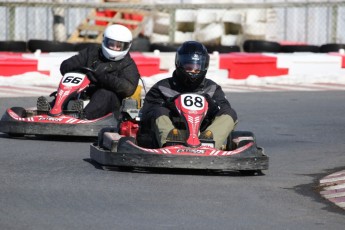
[204,77,218,86]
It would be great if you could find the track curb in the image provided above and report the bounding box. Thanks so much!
[319,170,345,210]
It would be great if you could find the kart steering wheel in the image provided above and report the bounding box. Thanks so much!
[79,66,98,83]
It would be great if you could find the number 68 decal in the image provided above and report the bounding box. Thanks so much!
[181,94,205,110]
[62,72,85,86]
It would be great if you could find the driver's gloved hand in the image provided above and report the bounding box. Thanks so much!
[94,64,109,78]
[89,64,110,85]
[86,72,98,84]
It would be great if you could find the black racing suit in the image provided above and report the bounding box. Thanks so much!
[139,70,237,146]
[60,46,140,119]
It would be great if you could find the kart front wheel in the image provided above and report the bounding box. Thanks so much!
[226,131,256,151]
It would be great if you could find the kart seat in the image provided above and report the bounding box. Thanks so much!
[129,85,142,109]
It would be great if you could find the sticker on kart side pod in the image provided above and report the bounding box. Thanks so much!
[38,117,63,122]
[181,94,205,111]
[177,149,205,154]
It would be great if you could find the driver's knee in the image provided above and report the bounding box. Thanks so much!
[206,115,236,149]
[154,115,175,147]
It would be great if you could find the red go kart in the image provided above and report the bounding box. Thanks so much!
[90,93,269,174]
[0,68,120,138]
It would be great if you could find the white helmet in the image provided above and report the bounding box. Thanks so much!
[101,24,132,61]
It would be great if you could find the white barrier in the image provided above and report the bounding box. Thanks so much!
[150,8,277,45]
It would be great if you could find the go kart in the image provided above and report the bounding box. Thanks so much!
[0,67,120,138]
[90,93,269,174]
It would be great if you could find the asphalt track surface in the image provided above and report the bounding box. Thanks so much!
[1,91,345,230]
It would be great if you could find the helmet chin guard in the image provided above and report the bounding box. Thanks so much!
[176,67,206,90]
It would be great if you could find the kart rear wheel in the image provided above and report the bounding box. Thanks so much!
[5,107,28,137]
[11,107,27,118]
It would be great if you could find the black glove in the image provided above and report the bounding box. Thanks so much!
[93,64,110,79]
[83,65,108,84]
[86,71,98,84]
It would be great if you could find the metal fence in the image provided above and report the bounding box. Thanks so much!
[0,0,345,46]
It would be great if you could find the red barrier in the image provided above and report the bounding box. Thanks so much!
[131,52,160,77]
[0,52,161,77]
[0,52,48,76]
[219,53,288,79]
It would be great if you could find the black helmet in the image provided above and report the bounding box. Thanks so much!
[175,41,210,90]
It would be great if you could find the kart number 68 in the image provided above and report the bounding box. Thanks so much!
[181,94,205,110]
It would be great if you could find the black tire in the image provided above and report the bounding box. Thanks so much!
[226,131,256,151]
[27,39,75,52]
[6,107,26,138]
[137,118,160,148]
[243,40,281,53]
[0,41,27,52]
[74,42,99,51]
[205,45,240,53]
[11,107,27,118]
[280,45,320,53]
[319,43,345,53]
[226,133,234,151]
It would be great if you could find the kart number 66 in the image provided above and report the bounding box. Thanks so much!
[62,72,85,86]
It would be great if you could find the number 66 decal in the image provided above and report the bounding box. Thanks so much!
[61,72,85,86]
[181,94,205,110]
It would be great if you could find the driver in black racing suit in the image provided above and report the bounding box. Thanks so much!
[37,24,140,120]
[139,41,237,149]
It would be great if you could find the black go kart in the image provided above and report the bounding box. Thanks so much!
[0,67,141,138]
[90,93,269,175]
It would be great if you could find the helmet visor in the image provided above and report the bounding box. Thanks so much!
[104,37,131,51]
[179,54,208,73]
[183,63,202,74]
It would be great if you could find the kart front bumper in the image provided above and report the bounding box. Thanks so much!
[90,143,269,171]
